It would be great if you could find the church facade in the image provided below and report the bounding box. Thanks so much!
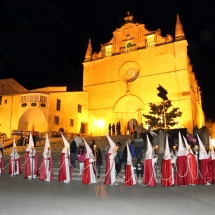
[83,13,204,135]
[0,13,204,137]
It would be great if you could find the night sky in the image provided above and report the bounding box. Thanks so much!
[1,1,215,120]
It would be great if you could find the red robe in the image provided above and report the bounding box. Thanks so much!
[24,151,38,178]
[161,159,173,187]
[9,157,22,175]
[124,164,135,186]
[58,153,72,182]
[82,158,91,184]
[175,156,190,185]
[0,157,4,174]
[187,153,198,185]
[198,158,212,184]
[143,159,156,186]
[212,159,215,184]
[104,153,111,185]
[39,157,53,181]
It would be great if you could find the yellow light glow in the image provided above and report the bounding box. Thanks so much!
[173,146,176,151]
[97,120,104,129]
[211,139,215,147]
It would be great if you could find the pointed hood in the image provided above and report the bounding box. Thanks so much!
[209,137,215,159]
[183,136,193,155]
[126,143,132,165]
[197,134,209,160]
[26,132,34,151]
[11,136,17,155]
[83,138,94,159]
[177,132,185,156]
[164,135,171,160]
[145,134,153,160]
[84,39,92,62]
[106,134,116,154]
[61,133,70,149]
[13,136,16,148]
[175,14,185,41]
[43,133,51,157]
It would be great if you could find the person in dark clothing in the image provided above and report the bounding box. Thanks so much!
[112,123,115,135]
[96,148,102,177]
[135,159,143,177]
[115,151,120,175]
[90,139,96,156]
[108,123,112,136]
[122,146,127,176]
[168,134,174,152]
[70,138,77,167]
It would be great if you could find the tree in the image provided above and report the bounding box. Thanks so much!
[143,100,182,129]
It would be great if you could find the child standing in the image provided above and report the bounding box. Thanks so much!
[136,159,143,177]
[78,146,86,176]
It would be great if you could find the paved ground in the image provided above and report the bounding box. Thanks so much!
[0,174,215,215]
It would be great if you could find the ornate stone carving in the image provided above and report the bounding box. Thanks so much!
[119,61,140,83]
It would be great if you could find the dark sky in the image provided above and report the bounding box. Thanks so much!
[0,0,215,120]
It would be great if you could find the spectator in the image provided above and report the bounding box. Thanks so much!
[74,134,82,159]
[122,146,127,178]
[116,142,123,173]
[108,123,111,136]
[70,138,77,167]
[135,159,143,177]
[115,150,120,176]
[78,146,86,176]
[0,138,3,156]
[90,139,96,156]
[95,148,102,177]
[112,123,115,135]
[127,139,136,163]
[134,134,144,160]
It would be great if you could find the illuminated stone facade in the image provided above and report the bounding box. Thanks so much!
[0,14,205,137]
[0,79,88,137]
[83,13,204,135]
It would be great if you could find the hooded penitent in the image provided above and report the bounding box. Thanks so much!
[177,132,185,157]
[43,133,51,157]
[145,134,153,160]
[197,134,209,160]
[26,132,34,151]
[106,134,116,155]
[61,133,70,152]
[183,136,193,155]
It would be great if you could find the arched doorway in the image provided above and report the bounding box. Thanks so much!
[113,95,144,134]
[18,108,47,132]
[59,128,64,132]
[80,122,88,134]
[127,118,138,134]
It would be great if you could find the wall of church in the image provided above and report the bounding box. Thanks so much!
[48,92,89,134]
[84,39,203,135]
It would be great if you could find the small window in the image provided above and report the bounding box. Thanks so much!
[78,104,82,113]
[105,45,112,57]
[4,99,7,104]
[0,96,2,105]
[70,119,74,127]
[56,99,61,111]
[54,116,59,125]
[126,42,132,48]
[146,34,155,47]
